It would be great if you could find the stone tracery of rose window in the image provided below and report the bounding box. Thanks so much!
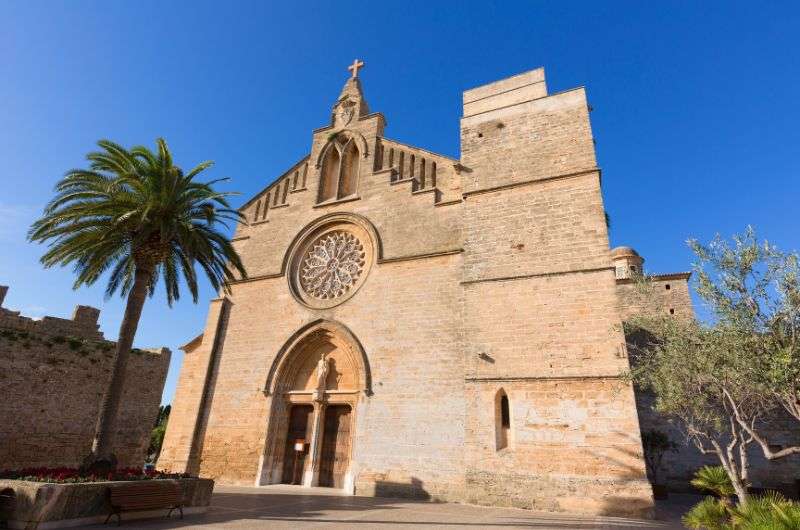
[300,231,365,300]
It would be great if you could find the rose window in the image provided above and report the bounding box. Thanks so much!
[300,231,365,300]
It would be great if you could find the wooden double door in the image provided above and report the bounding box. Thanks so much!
[318,405,352,488]
[280,404,352,488]
[281,405,313,485]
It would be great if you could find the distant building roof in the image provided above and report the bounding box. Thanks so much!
[610,246,642,259]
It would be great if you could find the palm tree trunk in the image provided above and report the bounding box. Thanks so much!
[90,264,152,461]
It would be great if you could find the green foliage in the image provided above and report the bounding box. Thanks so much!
[154,404,171,427]
[683,496,731,530]
[625,304,754,497]
[149,424,166,459]
[691,466,736,498]
[625,228,800,499]
[147,405,171,462]
[682,467,800,529]
[689,227,800,427]
[684,490,800,530]
[730,491,800,529]
[28,138,247,305]
[641,429,677,484]
[28,138,248,460]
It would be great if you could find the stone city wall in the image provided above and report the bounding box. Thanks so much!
[0,286,170,470]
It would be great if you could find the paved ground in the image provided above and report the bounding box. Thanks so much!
[128,485,691,529]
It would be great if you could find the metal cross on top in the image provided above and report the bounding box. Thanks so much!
[347,59,365,78]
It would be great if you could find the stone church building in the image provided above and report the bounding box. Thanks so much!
[159,64,674,517]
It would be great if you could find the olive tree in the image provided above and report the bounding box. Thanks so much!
[691,227,800,460]
[626,227,800,503]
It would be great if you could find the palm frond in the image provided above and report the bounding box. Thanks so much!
[29,138,247,301]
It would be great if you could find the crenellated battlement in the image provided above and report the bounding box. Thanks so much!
[0,285,104,341]
[0,284,171,470]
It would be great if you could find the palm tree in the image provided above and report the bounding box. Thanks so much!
[29,138,246,466]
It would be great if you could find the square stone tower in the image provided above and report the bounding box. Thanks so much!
[460,69,653,515]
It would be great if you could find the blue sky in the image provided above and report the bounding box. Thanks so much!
[1,1,798,405]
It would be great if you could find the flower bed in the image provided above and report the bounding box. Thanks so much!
[0,466,188,484]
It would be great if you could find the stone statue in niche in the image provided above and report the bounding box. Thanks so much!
[315,354,329,393]
[333,97,356,128]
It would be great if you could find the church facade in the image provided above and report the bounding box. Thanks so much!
[158,65,657,517]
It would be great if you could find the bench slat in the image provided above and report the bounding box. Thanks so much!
[108,481,184,511]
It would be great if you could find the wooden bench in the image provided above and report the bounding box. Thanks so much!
[105,480,183,525]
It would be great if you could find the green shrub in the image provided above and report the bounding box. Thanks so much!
[683,471,800,530]
[691,466,736,499]
[683,496,730,530]
[730,491,800,530]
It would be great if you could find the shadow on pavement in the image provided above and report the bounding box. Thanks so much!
[128,486,690,529]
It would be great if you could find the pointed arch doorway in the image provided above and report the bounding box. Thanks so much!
[258,320,371,491]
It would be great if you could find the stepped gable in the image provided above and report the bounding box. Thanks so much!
[236,69,464,235]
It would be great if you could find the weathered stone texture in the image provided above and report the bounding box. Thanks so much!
[0,478,213,528]
[159,66,654,516]
[0,288,170,469]
[461,86,596,193]
[617,275,694,321]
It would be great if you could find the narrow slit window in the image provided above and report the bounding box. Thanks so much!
[496,390,510,450]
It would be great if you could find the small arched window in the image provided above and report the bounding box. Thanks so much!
[338,141,359,197]
[319,147,340,203]
[318,138,360,203]
[495,389,511,451]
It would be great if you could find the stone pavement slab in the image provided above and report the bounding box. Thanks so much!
[122,485,689,529]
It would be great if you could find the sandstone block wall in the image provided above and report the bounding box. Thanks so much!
[617,275,694,321]
[160,252,467,499]
[460,69,653,516]
[160,66,655,517]
[158,76,467,497]
[0,287,170,469]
